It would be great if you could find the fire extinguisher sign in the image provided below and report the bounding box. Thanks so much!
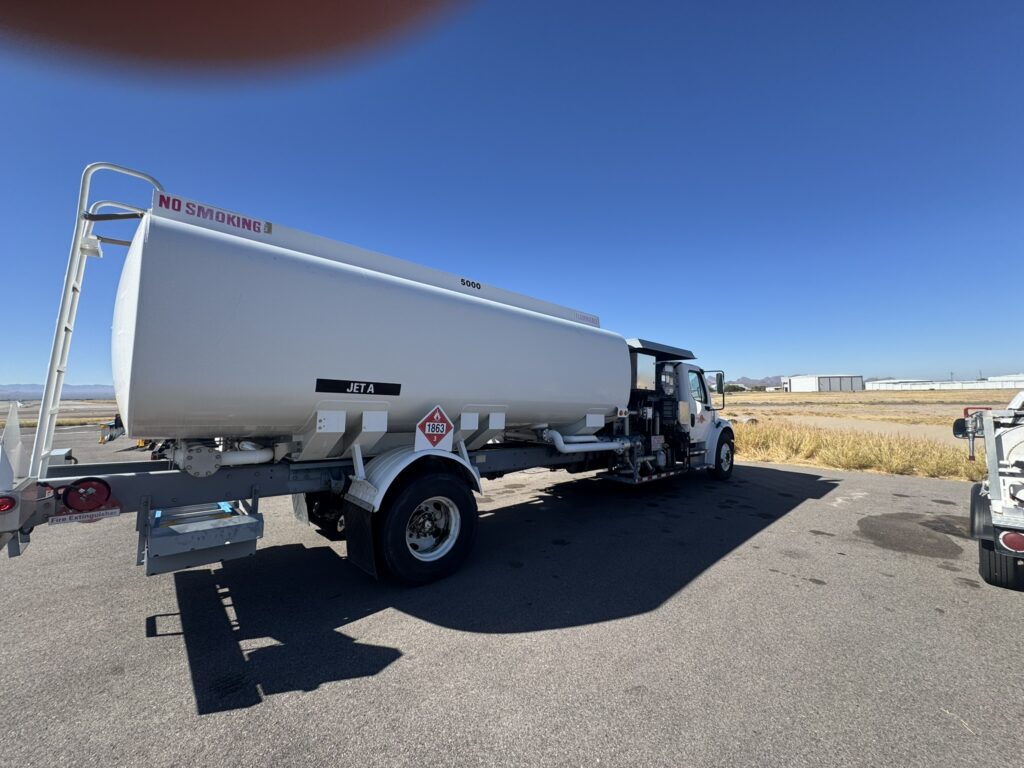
[415,406,454,452]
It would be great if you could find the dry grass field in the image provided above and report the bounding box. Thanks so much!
[722,389,1018,481]
[721,388,1012,426]
[732,420,987,481]
[0,400,118,430]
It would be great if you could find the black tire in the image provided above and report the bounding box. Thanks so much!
[978,540,1024,591]
[969,483,991,540]
[710,434,734,480]
[378,472,478,585]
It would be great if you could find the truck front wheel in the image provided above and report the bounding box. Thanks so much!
[978,540,1024,591]
[710,434,734,480]
[378,472,478,585]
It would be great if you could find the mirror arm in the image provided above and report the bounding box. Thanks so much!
[704,369,726,411]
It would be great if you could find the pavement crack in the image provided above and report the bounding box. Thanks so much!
[941,708,977,736]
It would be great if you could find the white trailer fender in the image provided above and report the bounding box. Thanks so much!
[344,446,482,513]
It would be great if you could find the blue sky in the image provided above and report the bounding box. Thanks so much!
[1,0,1021,384]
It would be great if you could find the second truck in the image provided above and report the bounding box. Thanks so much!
[954,392,1024,591]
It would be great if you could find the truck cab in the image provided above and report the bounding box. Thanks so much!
[623,339,733,481]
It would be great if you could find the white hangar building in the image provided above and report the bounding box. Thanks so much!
[782,374,865,393]
[866,375,1024,391]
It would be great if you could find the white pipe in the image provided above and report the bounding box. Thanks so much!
[560,435,600,444]
[220,448,274,466]
[543,430,628,454]
[172,445,274,470]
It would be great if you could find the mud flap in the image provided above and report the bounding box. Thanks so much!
[291,493,310,524]
[343,501,379,578]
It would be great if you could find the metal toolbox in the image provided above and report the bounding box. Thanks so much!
[142,501,263,576]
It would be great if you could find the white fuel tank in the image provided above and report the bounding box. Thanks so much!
[112,196,631,447]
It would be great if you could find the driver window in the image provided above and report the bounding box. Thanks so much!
[687,371,708,405]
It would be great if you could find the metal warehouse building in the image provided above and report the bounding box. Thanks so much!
[866,375,1024,391]
[783,375,865,393]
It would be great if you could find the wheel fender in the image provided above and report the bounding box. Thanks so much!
[344,446,482,513]
[712,423,734,457]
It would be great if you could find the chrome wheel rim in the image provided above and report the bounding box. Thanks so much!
[720,442,733,472]
[405,496,460,562]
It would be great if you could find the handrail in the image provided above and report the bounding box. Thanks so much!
[88,200,148,215]
[29,164,164,478]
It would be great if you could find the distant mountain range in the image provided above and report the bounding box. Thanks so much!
[731,376,784,389]
[0,384,115,401]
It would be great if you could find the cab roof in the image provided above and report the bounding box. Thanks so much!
[627,338,695,361]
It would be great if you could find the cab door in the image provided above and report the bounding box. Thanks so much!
[681,365,714,452]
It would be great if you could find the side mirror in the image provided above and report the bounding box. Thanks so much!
[952,418,968,439]
[715,372,725,395]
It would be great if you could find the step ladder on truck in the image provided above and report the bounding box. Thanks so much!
[0,163,735,584]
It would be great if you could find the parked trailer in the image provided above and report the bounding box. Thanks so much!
[0,164,734,584]
[953,391,1024,591]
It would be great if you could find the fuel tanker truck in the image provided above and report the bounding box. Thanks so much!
[0,163,733,584]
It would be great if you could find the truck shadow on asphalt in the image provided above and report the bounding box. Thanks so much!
[166,464,838,714]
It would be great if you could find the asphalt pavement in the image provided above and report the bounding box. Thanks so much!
[2,431,1022,767]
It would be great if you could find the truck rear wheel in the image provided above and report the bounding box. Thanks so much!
[378,472,478,585]
[978,540,1024,591]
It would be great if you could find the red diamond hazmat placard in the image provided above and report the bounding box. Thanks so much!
[415,405,454,452]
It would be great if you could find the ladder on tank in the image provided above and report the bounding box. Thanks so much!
[28,163,164,479]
